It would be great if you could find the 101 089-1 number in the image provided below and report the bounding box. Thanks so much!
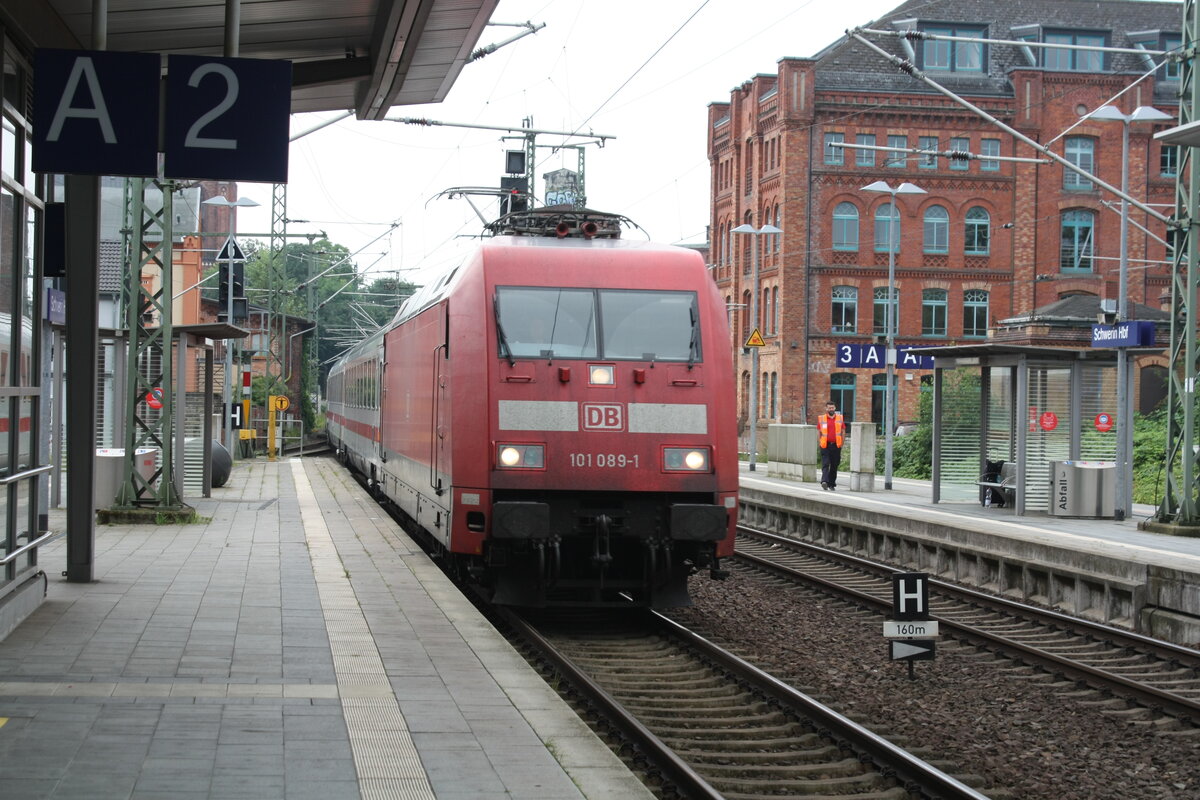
[569,453,639,468]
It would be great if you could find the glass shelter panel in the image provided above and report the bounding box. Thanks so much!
[1024,367,1073,512]
[1078,364,1117,461]
[937,367,982,502]
[986,367,1015,471]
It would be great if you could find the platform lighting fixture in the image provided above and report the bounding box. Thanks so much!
[731,222,783,471]
[1087,104,1173,520]
[860,181,926,491]
[202,194,260,455]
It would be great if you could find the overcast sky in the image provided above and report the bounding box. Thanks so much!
[236,0,898,287]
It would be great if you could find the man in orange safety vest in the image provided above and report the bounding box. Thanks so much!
[817,401,845,491]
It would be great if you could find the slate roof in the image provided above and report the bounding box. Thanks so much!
[1000,294,1171,325]
[813,0,1182,98]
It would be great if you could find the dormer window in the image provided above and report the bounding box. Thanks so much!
[1045,30,1106,71]
[919,24,986,72]
[1130,30,1182,81]
[1011,25,1109,72]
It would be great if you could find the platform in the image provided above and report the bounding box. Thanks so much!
[738,463,1200,645]
[0,458,651,800]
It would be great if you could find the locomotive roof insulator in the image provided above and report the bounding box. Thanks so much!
[485,205,637,239]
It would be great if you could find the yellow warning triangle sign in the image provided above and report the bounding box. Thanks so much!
[745,328,766,347]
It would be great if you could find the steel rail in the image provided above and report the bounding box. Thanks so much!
[736,528,1200,723]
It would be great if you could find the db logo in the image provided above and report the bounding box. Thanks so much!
[582,403,624,431]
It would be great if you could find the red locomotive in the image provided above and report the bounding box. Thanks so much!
[326,208,737,606]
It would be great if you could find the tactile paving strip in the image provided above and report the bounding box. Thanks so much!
[292,460,435,800]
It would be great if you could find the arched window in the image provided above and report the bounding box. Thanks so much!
[922,288,948,336]
[832,286,857,333]
[1061,210,1095,272]
[923,205,949,253]
[1064,136,1095,190]
[965,207,990,255]
[770,372,778,418]
[833,202,859,251]
[741,289,751,339]
[774,205,782,253]
[963,289,989,337]
[874,202,900,253]
[830,373,856,423]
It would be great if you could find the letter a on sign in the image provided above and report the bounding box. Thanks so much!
[745,328,766,347]
[33,49,161,177]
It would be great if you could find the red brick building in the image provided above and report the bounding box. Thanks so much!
[707,0,1181,440]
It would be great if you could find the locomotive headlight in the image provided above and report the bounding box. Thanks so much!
[663,447,710,472]
[589,364,615,385]
[497,443,545,469]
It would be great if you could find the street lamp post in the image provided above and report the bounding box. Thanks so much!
[731,222,782,471]
[861,181,926,490]
[1088,105,1172,520]
[202,194,260,456]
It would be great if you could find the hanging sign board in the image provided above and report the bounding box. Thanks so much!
[33,49,291,183]
[33,49,162,176]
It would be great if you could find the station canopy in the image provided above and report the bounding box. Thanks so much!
[6,0,498,119]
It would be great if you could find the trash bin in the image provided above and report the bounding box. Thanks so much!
[94,447,159,507]
[1049,460,1115,518]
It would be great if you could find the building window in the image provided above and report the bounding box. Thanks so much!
[1064,136,1095,190]
[1165,36,1182,80]
[887,134,907,167]
[824,132,845,165]
[922,289,948,336]
[949,136,970,170]
[832,285,857,333]
[773,205,782,253]
[963,289,989,337]
[1061,209,1095,272]
[856,133,876,166]
[873,286,898,335]
[833,202,859,251]
[1044,31,1105,72]
[770,372,778,418]
[965,207,990,255]
[923,206,949,254]
[921,25,985,72]
[1162,144,1179,177]
[830,373,856,423]
[741,289,751,339]
[980,138,1000,170]
[874,202,900,253]
[871,373,887,432]
[772,287,780,333]
[918,135,938,168]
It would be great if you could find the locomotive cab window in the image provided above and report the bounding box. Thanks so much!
[495,287,700,362]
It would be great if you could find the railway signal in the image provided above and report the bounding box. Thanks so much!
[885,572,937,679]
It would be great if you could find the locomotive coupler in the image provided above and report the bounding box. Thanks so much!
[591,513,614,566]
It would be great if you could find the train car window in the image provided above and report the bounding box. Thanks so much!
[600,290,699,362]
[495,288,598,359]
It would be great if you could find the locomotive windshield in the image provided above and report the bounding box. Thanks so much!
[495,287,700,361]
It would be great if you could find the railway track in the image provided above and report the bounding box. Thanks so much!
[735,526,1200,727]
[500,607,989,800]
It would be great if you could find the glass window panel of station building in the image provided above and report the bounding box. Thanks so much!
[0,40,45,584]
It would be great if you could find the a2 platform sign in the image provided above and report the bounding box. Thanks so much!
[885,572,937,678]
[33,49,291,183]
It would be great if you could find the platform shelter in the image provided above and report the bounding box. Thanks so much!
[921,344,1151,516]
